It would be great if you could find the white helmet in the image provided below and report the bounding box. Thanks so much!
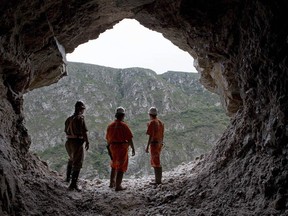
[116,107,125,114]
[148,107,157,115]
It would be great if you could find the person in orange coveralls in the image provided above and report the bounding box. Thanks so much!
[106,107,135,191]
[145,107,164,185]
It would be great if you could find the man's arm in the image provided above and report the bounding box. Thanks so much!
[81,117,89,150]
[83,131,89,151]
[106,143,113,160]
[129,140,135,156]
[145,136,151,153]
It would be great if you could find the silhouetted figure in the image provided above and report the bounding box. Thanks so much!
[64,101,89,191]
[106,107,135,191]
[145,107,164,185]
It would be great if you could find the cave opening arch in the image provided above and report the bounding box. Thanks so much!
[1,1,288,215]
[1,1,244,215]
[23,18,229,180]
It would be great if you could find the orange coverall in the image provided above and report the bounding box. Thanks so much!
[146,118,164,167]
[106,120,133,172]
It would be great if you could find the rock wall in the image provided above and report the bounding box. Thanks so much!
[1,0,288,215]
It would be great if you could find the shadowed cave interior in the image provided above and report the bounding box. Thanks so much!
[1,1,288,215]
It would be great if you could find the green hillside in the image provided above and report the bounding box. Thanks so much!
[24,62,229,179]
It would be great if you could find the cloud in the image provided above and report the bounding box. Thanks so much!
[66,19,197,74]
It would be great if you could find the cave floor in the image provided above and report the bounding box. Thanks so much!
[18,157,283,216]
[20,160,199,216]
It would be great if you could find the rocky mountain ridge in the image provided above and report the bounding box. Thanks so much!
[24,62,228,179]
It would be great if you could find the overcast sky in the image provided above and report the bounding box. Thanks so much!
[66,19,197,74]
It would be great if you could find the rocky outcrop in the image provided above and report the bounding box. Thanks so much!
[23,62,227,179]
[1,0,288,215]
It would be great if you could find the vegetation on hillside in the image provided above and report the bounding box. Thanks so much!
[24,62,229,179]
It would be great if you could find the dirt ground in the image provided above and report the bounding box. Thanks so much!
[18,159,201,216]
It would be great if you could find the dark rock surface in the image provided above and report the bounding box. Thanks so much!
[1,0,288,215]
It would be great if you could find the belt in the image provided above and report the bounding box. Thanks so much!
[67,135,84,139]
[150,141,159,144]
[111,141,128,144]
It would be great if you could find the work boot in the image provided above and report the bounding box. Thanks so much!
[154,167,162,185]
[115,171,126,191]
[109,168,116,188]
[65,164,72,183]
[68,170,81,191]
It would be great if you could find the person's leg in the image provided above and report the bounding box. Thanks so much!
[69,139,84,191]
[154,167,162,184]
[115,171,126,191]
[66,162,73,182]
[69,169,81,191]
[109,168,116,188]
[113,144,129,191]
[150,144,162,185]
[65,140,73,182]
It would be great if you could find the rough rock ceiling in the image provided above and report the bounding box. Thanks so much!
[1,0,243,115]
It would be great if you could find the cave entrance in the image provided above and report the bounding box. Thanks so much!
[23,19,229,181]
[66,19,196,74]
